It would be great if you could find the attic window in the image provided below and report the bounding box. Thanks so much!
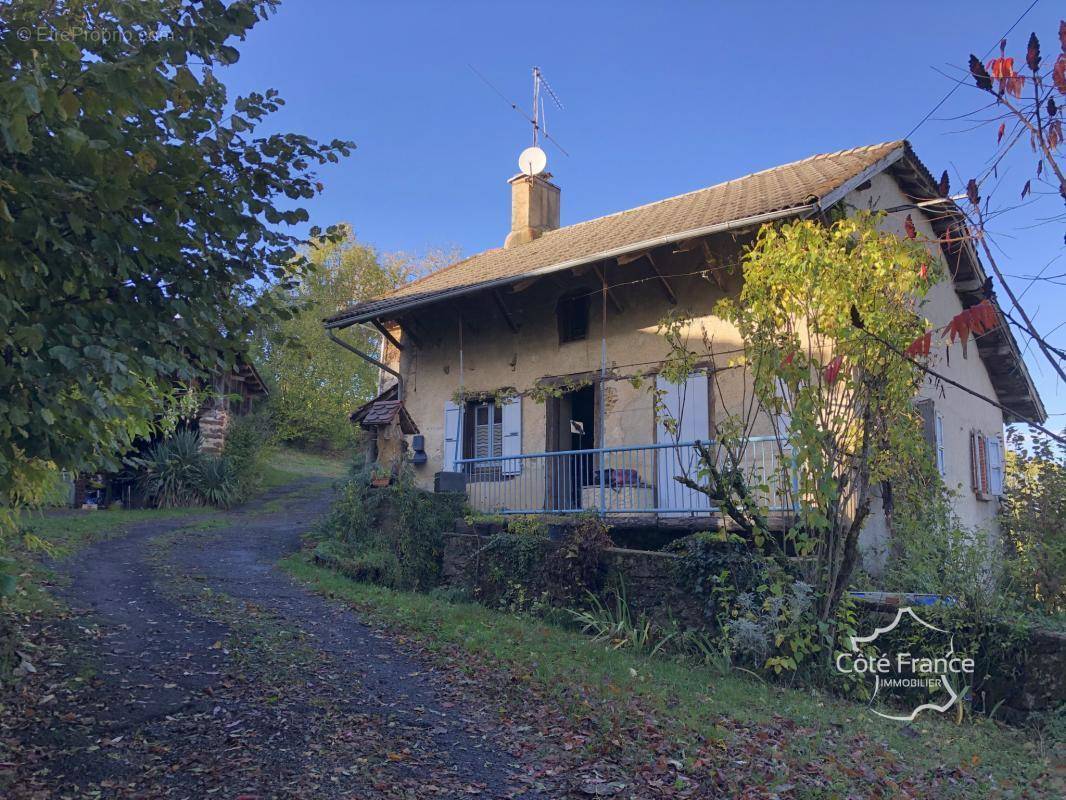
[557,291,590,344]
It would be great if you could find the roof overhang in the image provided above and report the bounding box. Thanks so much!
[884,148,1046,424]
[323,203,816,330]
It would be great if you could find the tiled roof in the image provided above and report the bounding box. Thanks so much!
[350,386,419,433]
[325,140,904,326]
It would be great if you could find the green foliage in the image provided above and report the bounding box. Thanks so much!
[569,583,677,656]
[137,430,208,508]
[668,530,864,687]
[221,410,274,501]
[135,424,269,510]
[255,228,444,449]
[1000,429,1066,617]
[195,456,239,509]
[468,515,615,611]
[505,514,549,537]
[0,1,351,545]
[314,473,465,590]
[656,212,937,621]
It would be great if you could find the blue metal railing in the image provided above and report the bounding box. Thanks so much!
[457,436,795,517]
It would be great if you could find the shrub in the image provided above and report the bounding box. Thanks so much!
[196,456,238,509]
[221,409,273,501]
[137,429,206,507]
[315,472,465,590]
[468,515,614,610]
[1000,429,1066,617]
[134,426,258,509]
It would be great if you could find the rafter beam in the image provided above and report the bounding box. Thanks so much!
[372,319,404,351]
[492,289,519,333]
[644,253,677,305]
[395,317,425,350]
[701,242,727,290]
[592,263,623,313]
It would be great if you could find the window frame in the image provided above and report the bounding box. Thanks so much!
[557,290,591,344]
[934,412,946,477]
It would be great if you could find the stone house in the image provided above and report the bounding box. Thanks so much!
[325,140,1045,569]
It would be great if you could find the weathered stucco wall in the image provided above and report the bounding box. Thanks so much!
[847,173,1005,571]
[387,232,772,495]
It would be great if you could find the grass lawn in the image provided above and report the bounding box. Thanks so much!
[282,553,1061,798]
[260,445,350,489]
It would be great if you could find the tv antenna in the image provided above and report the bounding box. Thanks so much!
[469,64,569,158]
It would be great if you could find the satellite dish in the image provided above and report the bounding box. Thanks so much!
[518,146,547,176]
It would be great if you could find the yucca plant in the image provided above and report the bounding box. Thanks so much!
[136,429,205,508]
[196,456,238,509]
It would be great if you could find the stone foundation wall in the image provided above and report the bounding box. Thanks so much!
[440,532,1064,712]
[441,533,703,627]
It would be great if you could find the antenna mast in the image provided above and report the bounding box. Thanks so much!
[531,66,564,151]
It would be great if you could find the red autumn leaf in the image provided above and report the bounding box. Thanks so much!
[1022,179,1032,198]
[823,355,844,385]
[1054,54,1066,95]
[969,54,993,91]
[966,178,980,207]
[1027,32,1041,72]
[1049,118,1063,150]
[919,262,929,280]
[997,122,1006,143]
[781,350,796,368]
[946,300,998,346]
[904,214,917,239]
[904,331,933,359]
[937,170,950,197]
[987,56,1024,97]
[947,314,970,346]
[971,298,999,333]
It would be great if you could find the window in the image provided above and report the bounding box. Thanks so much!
[970,430,1004,498]
[935,413,946,477]
[468,401,503,460]
[557,291,590,343]
[443,396,522,479]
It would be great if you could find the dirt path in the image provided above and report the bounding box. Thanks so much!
[7,480,549,799]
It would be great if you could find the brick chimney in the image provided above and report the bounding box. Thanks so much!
[504,172,560,248]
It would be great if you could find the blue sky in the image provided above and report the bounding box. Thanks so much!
[223,0,1065,422]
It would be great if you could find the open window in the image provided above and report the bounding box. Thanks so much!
[557,290,590,344]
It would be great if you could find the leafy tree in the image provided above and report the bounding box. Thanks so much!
[255,226,412,449]
[1000,428,1066,616]
[0,2,351,525]
[664,212,936,621]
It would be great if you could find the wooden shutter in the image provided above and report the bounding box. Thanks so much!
[971,431,990,495]
[501,396,522,475]
[988,436,1004,496]
[443,401,462,472]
